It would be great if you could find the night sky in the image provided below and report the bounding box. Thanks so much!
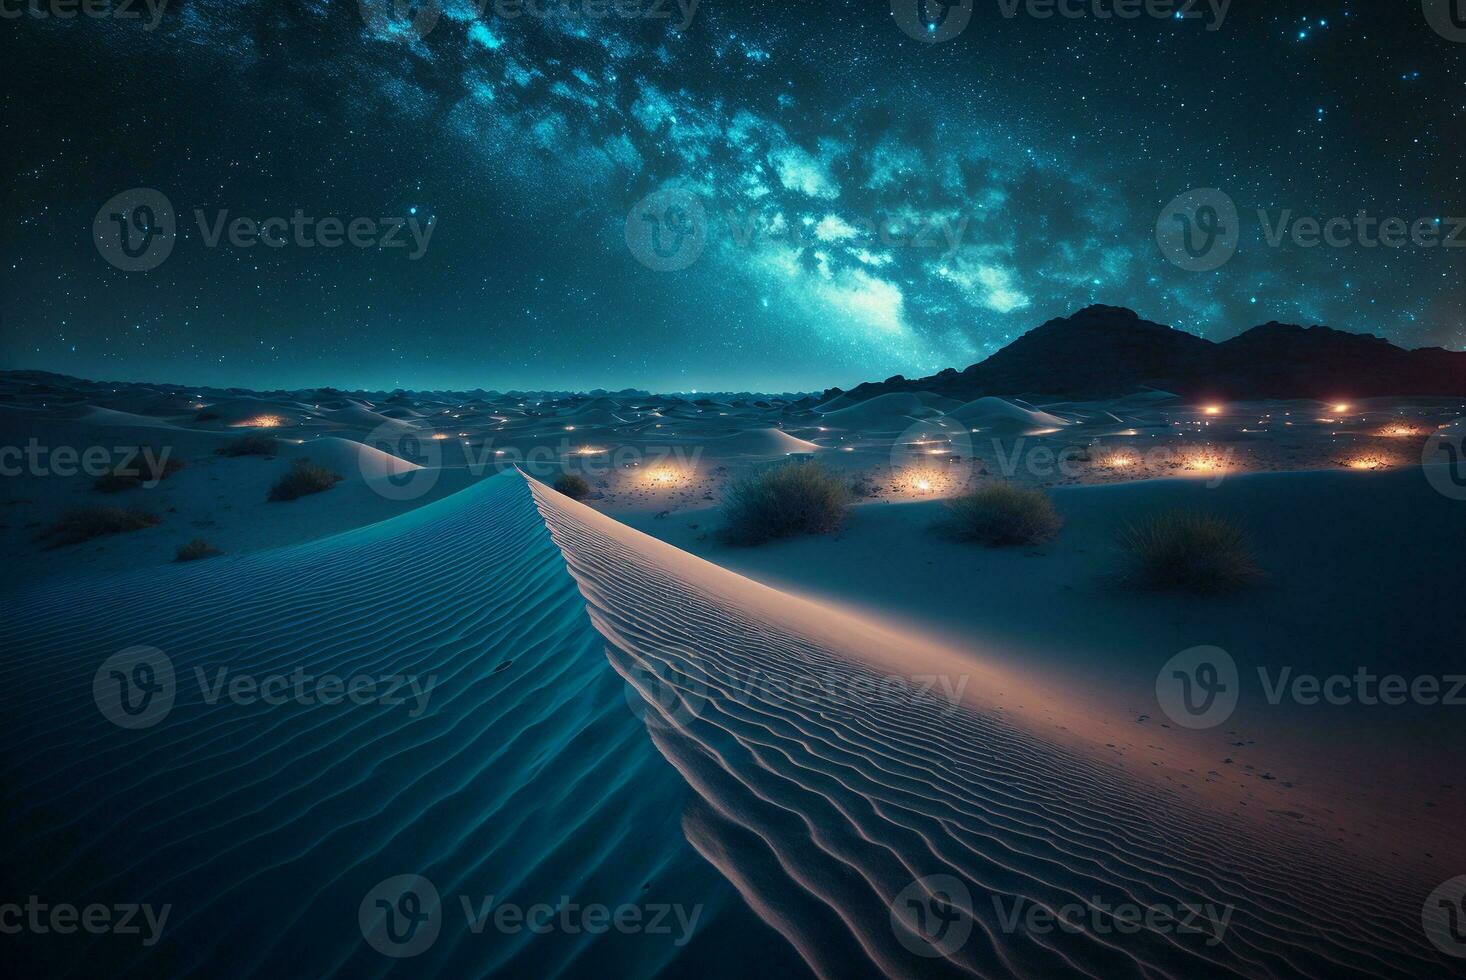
[3,0,1463,393]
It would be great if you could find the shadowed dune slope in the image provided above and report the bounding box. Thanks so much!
[0,471,787,979]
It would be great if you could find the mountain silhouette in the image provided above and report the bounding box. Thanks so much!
[833,306,1466,402]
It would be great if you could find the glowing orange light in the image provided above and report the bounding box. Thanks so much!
[1333,403,1352,413]
[1203,406,1222,416]
[1182,450,1227,473]
[233,414,286,428]
[644,466,687,486]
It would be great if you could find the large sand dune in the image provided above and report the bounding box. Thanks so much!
[3,470,1453,976]
[528,478,1456,978]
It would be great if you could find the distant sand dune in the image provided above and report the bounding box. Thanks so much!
[816,393,945,431]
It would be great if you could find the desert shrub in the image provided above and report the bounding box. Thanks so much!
[719,461,849,546]
[215,434,279,458]
[93,455,184,493]
[937,483,1063,546]
[35,506,161,547]
[1116,511,1260,594]
[553,473,590,500]
[267,458,343,502]
[175,538,223,562]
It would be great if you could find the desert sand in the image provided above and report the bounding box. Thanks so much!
[2,371,1463,977]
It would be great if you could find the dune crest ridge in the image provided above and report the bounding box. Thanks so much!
[526,472,1450,980]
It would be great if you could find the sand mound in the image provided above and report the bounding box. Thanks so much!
[815,392,943,430]
[705,427,822,456]
[947,396,1070,432]
[195,397,309,426]
[78,405,183,429]
[291,435,425,479]
[316,403,419,432]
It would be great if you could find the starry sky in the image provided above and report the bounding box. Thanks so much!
[3,0,1463,393]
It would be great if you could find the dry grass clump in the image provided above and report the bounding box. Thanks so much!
[267,458,343,502]
[35,506,161,547]
[936,483,1063,547]
[215,434,280,458]
[719,461,849,546]
[553,473,590,500]
[175,538,223,562]
[1116,511,1260,594]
